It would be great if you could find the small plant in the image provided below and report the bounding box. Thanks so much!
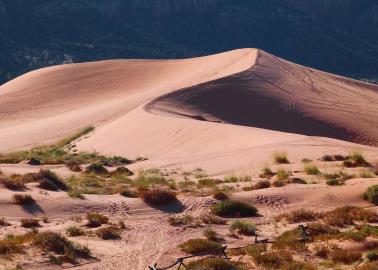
[178,238,221,255]
[360,169,375,178]
[324,206,378,227]
[229,220,256,236]
[20,218,40,228]
[85,163,109,175]
[291,178,307,184]
[200,214,227,225]
[276,169,290,181]
[330,248,362,264]
[187,257,241,269]
[213,191,229,201]
[275,209,319,223]
[37,170,67,191]
[304,164,321,175]
[364,185,378,205]
[168,215,194,227]
[254,180,271,190]
[321,155,334,162]
[197,179,223,188]
[0,177,25,190]
[343,152,371,168]
[259,167,275,178]
[67,189,85,199]
[211,200,258,218]
[326,179,344,186]
[273,180,285,187]
[96,227,120,240]
[119,187,138,198]
[274,152,290,164]
[86,213,109,228]
[203,228,218,241]
[12,194,35,205]
[66,226,83,237]
[141,188,177,206]
[111,167,133,176]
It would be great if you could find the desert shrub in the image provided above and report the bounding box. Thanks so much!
[85,163,109,175]
[0,177,25,190]
[67,189,85,199]
[211,200,258,218]
[66,226,83,237]
[66,161,82,172]
[275,209,319,223]
[168,215,194,227]
[360,169,375,178]
[360,224,378,237]
[141,188,177,205]
[20,218,40,228]
[333,154,346,161]
[0,233,32,255]
[203,228,218,241]
[366,251,378,262]
[12,194,35,205]
[272,228,307,252]
[364,185,378,205]
[37,170,67,191]
[330,248,362,264]
[321,155,334,162]
[291,178,307,184]
[259,167,275,179]
[0,217,10,227]
[254,180,271,190]
[86,213,109,228]
[304,165,320,175]
[301,158,312,163]
[274,152,290,164]
[179,238,221,254]
[343,152,371,168]
[224,175,238,183]
[110,167,133,176]
[229,220,256,236]
[277,169,290,181]
[326,179,344,186]
[253,250,293,269]
[314,244,330,259]
[119,187,138,198]
[200,214,227,225]
[187,257,241,270]
[273,180,286,187]
[96,227,120,240]
[213,191,229,201]
[197,179,223,188]
[324,206,378,227]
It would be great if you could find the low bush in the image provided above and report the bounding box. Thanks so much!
[119,187,138,198]
[343,152,371,168]
[86,213,109,228]
[96,227,120,240]
[326,179,344,186]
[273,180,286,187]
[187,257,241,270]
[274,152,290,164]
[141,188,177,206]
[291,178,307,184]
[321,155,334,162]
[366,251,378,262]
[253,250,293,269]
[66,226,83,237]
[259,167,275,179]
[275,209,319,223]
[20,218,40,228]
[67,189,85,199]
[324,206,378,227]
[277,169,290,181]
[12,194,35,205]
[168,215,194,227]
[197,179,223,188]
[85,163,109,175]
[254,180,271,190]
[304,165,321,175]
[203,228,218,241]
[229,220,256,236]
[213,191,229,201]
[200,214,227,225]
[211,200,258,218]
[37,170,67,191]
[0,177,25,190]
[178,238,221,255]
[364,185,378,205]
[330,248,362,264]
[110,167,133,176]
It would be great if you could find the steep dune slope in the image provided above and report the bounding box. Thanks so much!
[0,48,377,175]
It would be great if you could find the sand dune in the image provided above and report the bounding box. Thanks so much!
[0,48,377,175]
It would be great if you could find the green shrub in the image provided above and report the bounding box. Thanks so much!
[343,152,371,168]
[211,200,258,218]
[141,188,177,206]
[66,226,83,237]
[20,218,40,228]
[229,220,256,236]
[12,194,35,205]
[326,179,344,186]
[85,163,109,175]
[274,152,290,164]
[277,169,290,181]
[86,213,109,228]
[259,167,275,178]
[96,227,120,240]
[304,165,320,175]
[178,238,221,254]
[254,180,271,190]
[364,185,378,205]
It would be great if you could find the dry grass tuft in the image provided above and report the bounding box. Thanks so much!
[12,194,35,205]
[178,238,221,255]
[211,200,258,218]
[141,188,177,206]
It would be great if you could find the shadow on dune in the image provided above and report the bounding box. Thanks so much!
[146,199,185,214]
[21,202,45,215]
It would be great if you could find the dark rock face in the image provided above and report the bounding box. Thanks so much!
[0,0,378,85]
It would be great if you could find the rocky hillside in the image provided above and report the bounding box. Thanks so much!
[0,0,378,84]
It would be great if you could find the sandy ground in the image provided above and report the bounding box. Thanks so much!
[0,48,378,269]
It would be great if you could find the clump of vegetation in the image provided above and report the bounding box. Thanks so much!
[66,226,84,237]
[326,179,345,186]
[0,176,25,190]
[276,169,290,181]
[67,189,85,199]
[85,163,109,175]
[253,250,293,269]
[200,214,227,225]
[364,185,378,205]
[304,164,321,175]
[360,169,375,178]
[20,218,40,228]
[260,167,275,179]
[291,178,307,184]
[86,213,109,228]
[203,228,218,241]
[168,215,195,227]
[178,238,221,255]
[12,194,35,205]
[37,170,67,191]
[0,217,10,227]
[273,180,286,187]
[110,167,133,176]
[253,180,271,190]
[187,257,241,270]
[366,251,378,262]
[343,152,371,168]
[211,200,258,218]
[119,187,138,198]
[229,220,256,236]
[321,155,334,162]
[66,161,82,172]
[274,152,290,164]
[275,209,319,223]
[141,188,177,206]
[197,178,223,188]
[96,227,121,240]
[213,191,229,201]
[324,206,378,227]
[330,248,362,264]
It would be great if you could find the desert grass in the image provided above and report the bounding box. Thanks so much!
[253,180,271,190]
[96,227,121,240]
[304,164,321,175]
[20,218,40,228]
[141,188,177,206]
[276,169,290,181]
[273,152,290,164]
[86,213,109,228]
[275,209,319,223]
[186,258,242,270]
[179,238,221,255]
[365,185,378,205]
[343,151,371,168]
[211,200,258,218]
[66,226,84,237]
[0,176,25,190]
[12,194,35,205]
[229,220,256,236]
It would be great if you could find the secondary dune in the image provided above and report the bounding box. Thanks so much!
[0,48,377,175]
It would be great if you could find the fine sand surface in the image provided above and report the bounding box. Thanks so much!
[0,48,378,269]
